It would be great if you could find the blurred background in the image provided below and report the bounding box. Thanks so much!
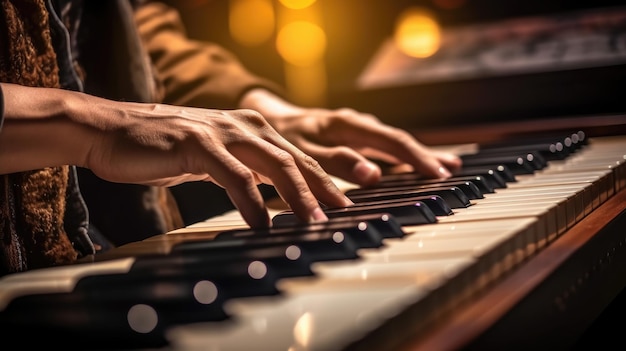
[163,0,626,225]
[163,0,626,129]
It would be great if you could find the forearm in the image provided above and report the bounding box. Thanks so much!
[0,83,100,174]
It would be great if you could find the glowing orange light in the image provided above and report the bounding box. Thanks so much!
[276,20,326,67]
[278,0,316,10]
[394,7,441,58]
[229,0,275,46]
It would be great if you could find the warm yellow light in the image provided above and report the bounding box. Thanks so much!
[229,0,275,46]
[276,20,326,67]
[293,312,314,347]
[278,0,316,10]
[284,61,327,106]
[394,7,441,58]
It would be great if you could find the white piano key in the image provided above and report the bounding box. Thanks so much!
[166,281,429,351]
[2,134,625,351]
[143,135,626,350]
[0,258,135,310]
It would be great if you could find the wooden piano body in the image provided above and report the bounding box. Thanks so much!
[2,2,626,350]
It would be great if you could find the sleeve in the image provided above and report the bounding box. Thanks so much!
[133,1,285,109]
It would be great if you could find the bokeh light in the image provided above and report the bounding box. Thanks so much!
[394,7,441,58]
[276,20,326,67]
[279,0,317,10]
[229,0,275,46]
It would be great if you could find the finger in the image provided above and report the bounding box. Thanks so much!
[296,139,382,186]
[250,132,354,210]
[227,139,333,224]
[327,121,458,179]
[431,149,463,172]
[203,150,271,228]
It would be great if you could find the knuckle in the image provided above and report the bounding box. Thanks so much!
[242,109,269,128]
[329,146,355,160]
[302,154,321,170]
[229,166,258,188]
[337,107,356,115]
[274,149,296,165]
[393,129,415,143]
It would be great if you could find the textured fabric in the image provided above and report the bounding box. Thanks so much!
[0,0,288,272]
[134,1,285,109]
[0,83,4,131]
[0,0,82,275]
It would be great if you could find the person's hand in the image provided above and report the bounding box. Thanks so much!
[240,89,462,186]
[0,84,353,228]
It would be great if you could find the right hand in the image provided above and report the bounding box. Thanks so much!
[0,84,352,228]
[86,102,354,228]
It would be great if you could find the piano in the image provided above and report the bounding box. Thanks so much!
[2,1,626,350]
[1,128,625,350]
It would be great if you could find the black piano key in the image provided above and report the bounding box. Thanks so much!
[474,149,548,169]
[214,213,404,238]
[0,259,286,348]
[273,200,438,226]
[373,175,495,194]
[75,259,282,299]
[459,155,537,174]
[173,230,361,262]
[452,167,508,188]
[479,131,585,155]
[1,293,173,348]
[256,213,406,238]
[416,180,485,199]
[347,195,453,216]
[476,141,569,161]
[353,178,485,198]
[450,176,493,194]
[571,130,587,147]
[312,213,406,238]
[214,218,385,249]
[471,149,548,169]
[131,246,315,278]
[345,186,471,208]
[461,164,517,183]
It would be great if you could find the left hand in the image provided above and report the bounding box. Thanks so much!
[240,89,462,186]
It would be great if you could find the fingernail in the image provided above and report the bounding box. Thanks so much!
[310,207,328,222]
[353,161,381,184]
[344,195,354,206]
[438,166,452,178]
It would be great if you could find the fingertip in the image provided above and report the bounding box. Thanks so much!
[436,152,463,171]
[438,166,452,178]
[247,212,272,229]
[309,207,328,222]
[352,161,381,185]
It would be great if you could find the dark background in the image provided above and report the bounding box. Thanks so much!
[161,0,626,130]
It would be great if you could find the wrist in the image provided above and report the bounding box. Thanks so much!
[239,88,303,119]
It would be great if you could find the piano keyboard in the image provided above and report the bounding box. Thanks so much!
[1,131,625,350]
